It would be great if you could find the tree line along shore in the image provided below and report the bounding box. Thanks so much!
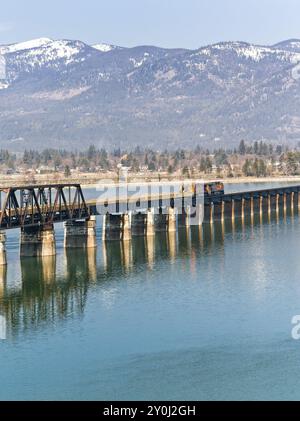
[1,140,300,187]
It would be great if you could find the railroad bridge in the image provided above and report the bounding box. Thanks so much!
[0,182,299,265]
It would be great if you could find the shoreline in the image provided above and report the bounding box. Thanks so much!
[1,174,300,189]
[82,175,300,189]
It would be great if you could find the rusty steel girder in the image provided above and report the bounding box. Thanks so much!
[0,184,89,229]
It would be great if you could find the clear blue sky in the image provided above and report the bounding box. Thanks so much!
[1,0,300,48]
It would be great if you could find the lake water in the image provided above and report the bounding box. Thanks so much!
[1,181,300,401]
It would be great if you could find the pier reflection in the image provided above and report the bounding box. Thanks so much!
[0,204,297,338]
[0,265,7,299]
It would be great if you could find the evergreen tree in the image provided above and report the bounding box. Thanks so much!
[238,140,246,155]
[64,165,71,177]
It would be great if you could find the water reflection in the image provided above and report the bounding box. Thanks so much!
[0,204,298,338]
[0,265,7,299]
[64,248,97,283]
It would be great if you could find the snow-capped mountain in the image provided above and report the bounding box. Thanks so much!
[1,37,300,150]
[0,37,52,54]
[273,39,300,53]
[92,43,123,52]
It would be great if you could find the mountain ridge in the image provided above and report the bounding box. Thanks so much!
[1,37,300,151]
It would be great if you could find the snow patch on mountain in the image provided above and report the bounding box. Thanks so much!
[11,40,88,69]
[273,39,300,52]
[0,81,9,90]
[130,53,151,68]
[0,38,52,54]
[196,41,300,63]
[92,43,114,52]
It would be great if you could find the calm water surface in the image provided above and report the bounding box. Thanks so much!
[1,182,300,400]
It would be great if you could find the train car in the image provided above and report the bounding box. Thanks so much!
[204,181,225,197]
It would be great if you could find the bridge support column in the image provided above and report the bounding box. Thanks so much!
[20,223,56,257]
[178,206,191,227]
[146,208,155,236]
[291,192,295,211]
[102,214,117,241]
[223,200,232,219]
[194,204,204,225]
[231,200,235,221]
[243,198,251,216]
[0,232,7,266]
[64,216,97,248]
[276,194,280,214]
[103,213,132,241]
[167,207,177,232]
[259,196,263,216]
[131,213,146,237]
[283,193,287,214]
[121,213,132,241]
[210,203,214,224]
[154,209,168,232]
[233,200,242,219]
[213,202,223,221]
[203,204,211,223]
[261,195,269,213]
[268,195,271,217]
[268,195,276,216]
[241,198,245,220]
[250,197,254,217]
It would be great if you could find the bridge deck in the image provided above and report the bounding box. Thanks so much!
[0,183,300,229]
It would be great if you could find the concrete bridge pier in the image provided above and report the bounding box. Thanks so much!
[276,194,280,214]
[267,195,271,215]
[203,204,211,223]
[233,199,243,219]
[291,192,295,216]
[131,213,147,237]
[196,203,205,225]
[64,216,97,248]
[262,195,270,213]
[20,223,56,258]
[167,207,177,232]
[250,197,254,217]
[222,200,234,220]
[296,191,300,212]
[154,208,168,232]
[251,196,259,214]
[283,193,287,214]
[269,195,276,214]
[259,196,263,216]
[209,203,214,224]
[146,208,155,236]
[221,201,225,221]
[291,192,295,211]
[122,213,132,241]
[241,198,245,219]
[286,192,292,212]
[178,206,191,228]
[231,200,235,221]
[102,213,132,241]
[0,232,7,266]
[213,202,223,221]
[243,198,251,216]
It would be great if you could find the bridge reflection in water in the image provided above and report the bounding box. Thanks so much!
[0,203,297,338]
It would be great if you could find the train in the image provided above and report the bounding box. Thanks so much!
[182,181,225,197]
[204,181,225,197]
